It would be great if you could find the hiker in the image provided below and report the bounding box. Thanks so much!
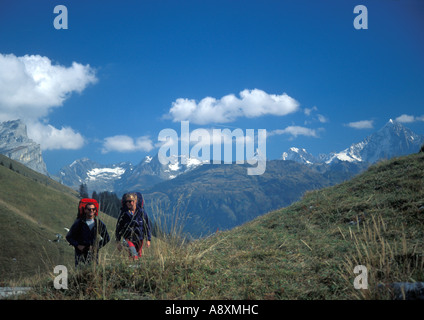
[66,199,110,267]
[115,192,152,260]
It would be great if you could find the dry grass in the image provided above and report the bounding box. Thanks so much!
[339,214,424,299]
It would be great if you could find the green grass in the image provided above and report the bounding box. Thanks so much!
[0,154,117,285]
[5,153,424,299]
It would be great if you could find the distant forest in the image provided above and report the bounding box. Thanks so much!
[78,183,121,218]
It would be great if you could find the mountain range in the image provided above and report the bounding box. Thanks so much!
[54,119,423,236]
[56,119,424,194]
[2,119,423,237]
[57,154,206,196]
[282,119,424,165]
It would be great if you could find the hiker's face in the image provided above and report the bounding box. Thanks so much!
[126,200,136,212]
[85,206,96,219]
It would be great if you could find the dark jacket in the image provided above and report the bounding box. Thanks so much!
[66,218,110,250]
[115,208,152,243]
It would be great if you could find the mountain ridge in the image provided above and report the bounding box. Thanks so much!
[0,120,48,175]
[53,119,424,237]
[282,120,424,165]
[58,153,207,195]
[58,119,424,196]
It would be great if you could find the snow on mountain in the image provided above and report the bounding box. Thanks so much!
[324,147,364,164]
[329,119,424,164]
[282,147,317,164]
[282,120,424,165]
[87,167,127,181]
[58,153,208,194]
[163,154,206,179]
[58,120,423,194]
[58,158,133,193]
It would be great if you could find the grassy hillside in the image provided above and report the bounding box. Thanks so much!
[0,154,117,284]
[11,152,424,299]
[193,153,424,299]
[143,160,367,237]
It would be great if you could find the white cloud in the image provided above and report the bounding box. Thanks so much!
[345,120,374,129]
[0,53,97,149]
[303,106,328,124]
[304,106,317,116]
[102,135,154,154]
[269,126,319,138]
[0,53,97,120]
[317,114,328,123]
[27,122,85,150]
[396,114,424,123]
[166,89,300,124]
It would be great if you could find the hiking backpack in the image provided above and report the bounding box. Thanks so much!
[117,192,152,242]
[77,198,99,218]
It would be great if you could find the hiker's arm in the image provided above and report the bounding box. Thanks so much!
[115,213,125,242]
[66,220,80,247]
[99,221,110,248]
[143,211,152,242]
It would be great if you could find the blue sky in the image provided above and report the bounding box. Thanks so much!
[1,0,423,174]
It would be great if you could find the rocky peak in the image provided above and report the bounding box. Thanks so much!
[0,119,48,175]
[282,120,424,165]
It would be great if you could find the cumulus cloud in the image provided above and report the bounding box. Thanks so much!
[0,53,97,149]
[345,120,374,129]
[27,122,85,150]
[101,135,154,154]
[396,114,424,123]
[269,126,319,138]
[166,89,300,125]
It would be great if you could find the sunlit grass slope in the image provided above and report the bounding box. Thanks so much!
[19,152,424,300]
[0,154,116,284]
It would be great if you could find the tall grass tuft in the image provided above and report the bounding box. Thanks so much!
[339,214,424,299]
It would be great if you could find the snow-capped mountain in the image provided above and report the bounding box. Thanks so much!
[163,155,206,179]
[114,153,206,194]
[59,119,423,195]
[282,120,424,165]
[282,147,318,164]
[58,153,207,194]
[334,119,424,164]
[58,158,133,193]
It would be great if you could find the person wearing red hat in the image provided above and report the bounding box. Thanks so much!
[66,202,110,266]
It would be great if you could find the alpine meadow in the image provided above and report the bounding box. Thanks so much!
[1,150,423,300]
